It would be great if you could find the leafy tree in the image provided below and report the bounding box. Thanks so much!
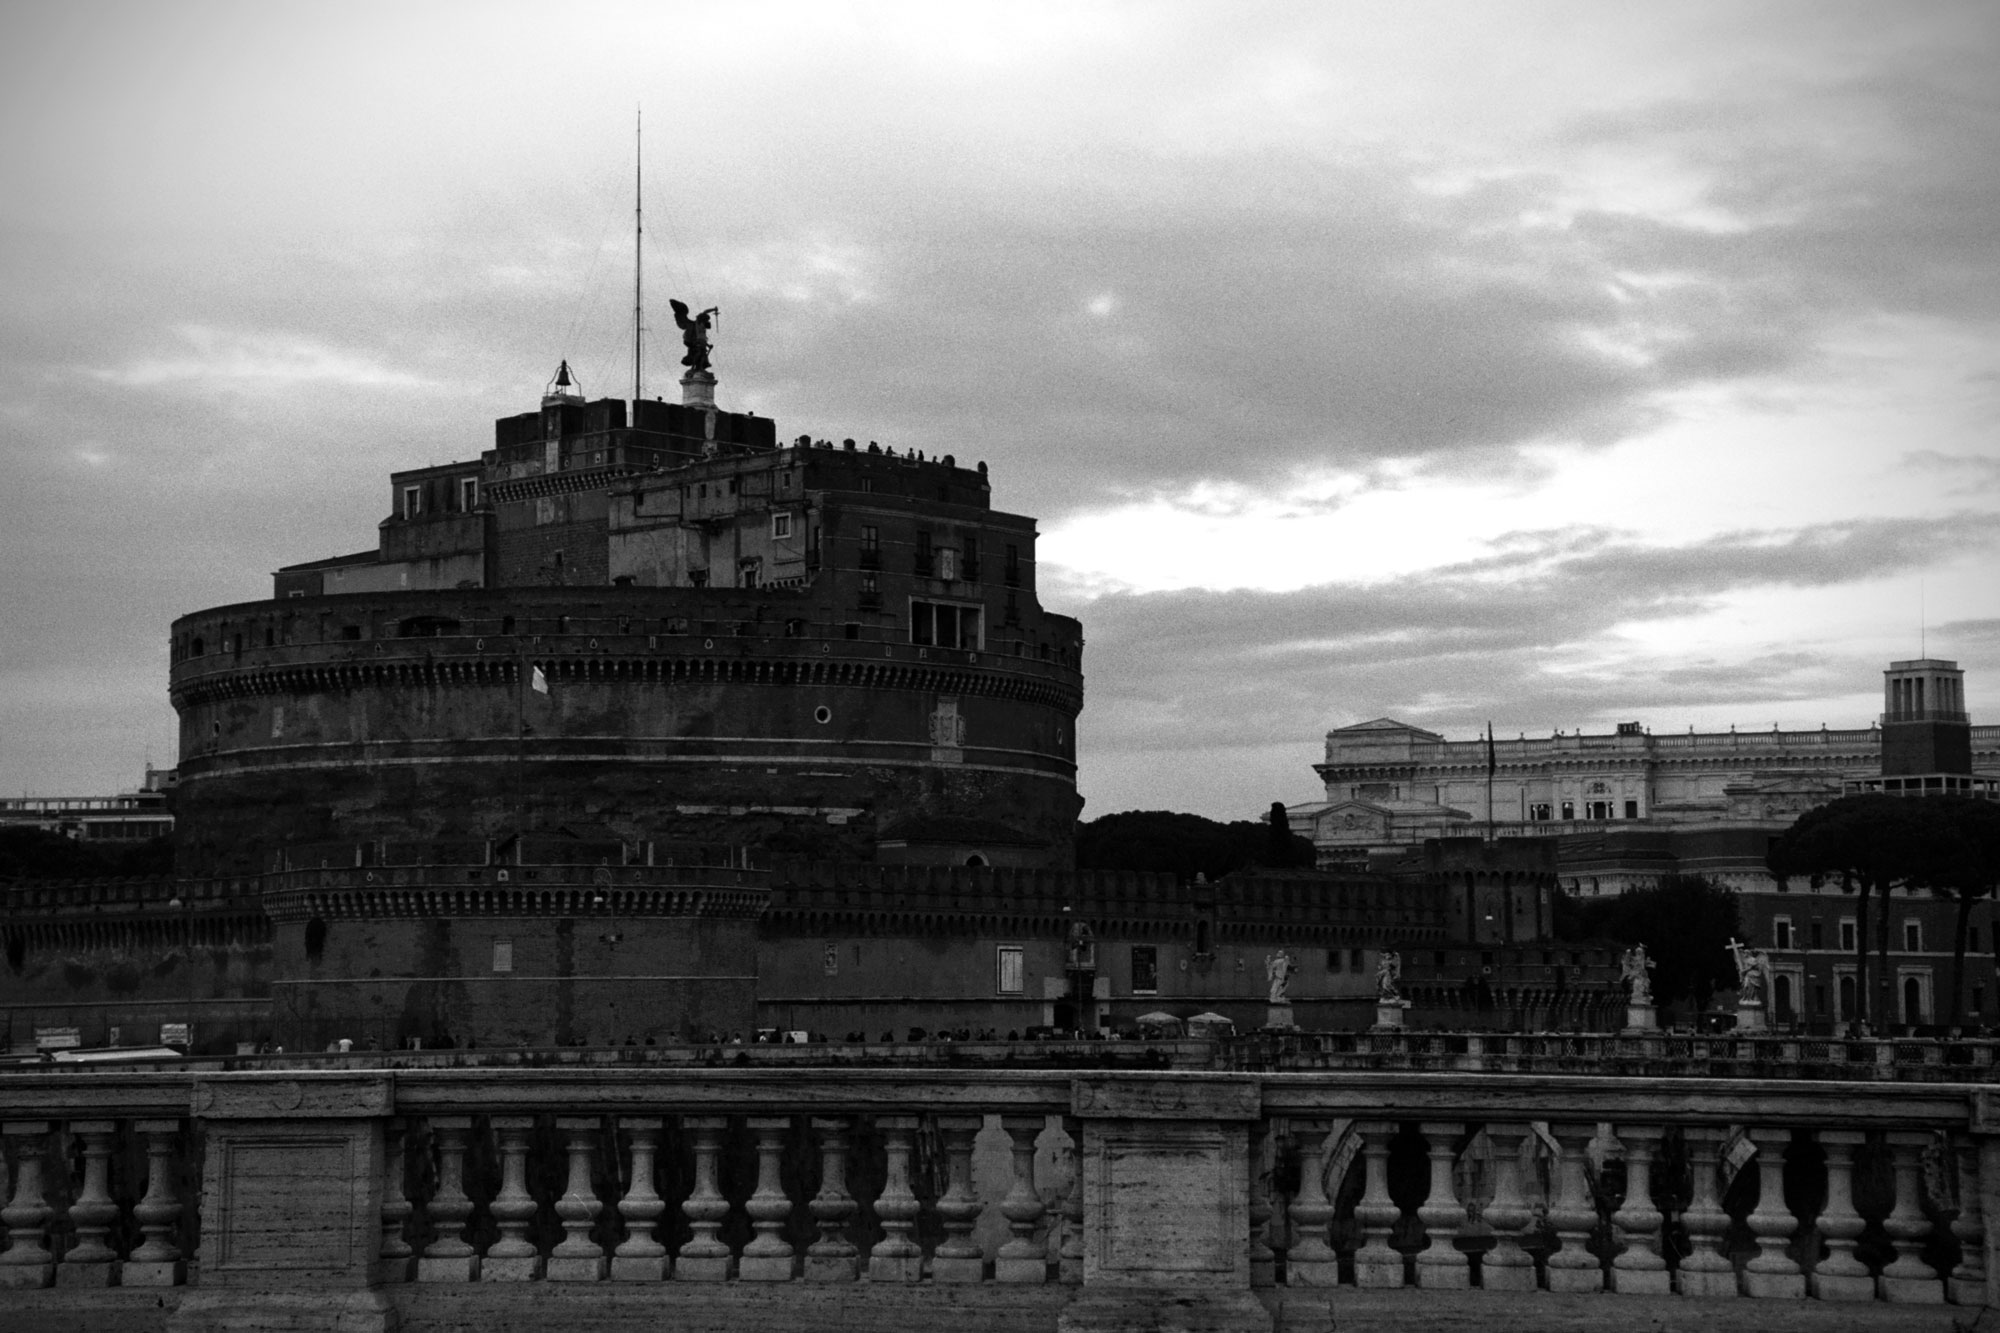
[1767,794,1948,1027]
[1076,809,1315,880]
[0,827,173,881]
[1556,874,1739,1014]
[1913,798,2000,1025]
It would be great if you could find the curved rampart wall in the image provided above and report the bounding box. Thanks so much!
[169,588,1084,875]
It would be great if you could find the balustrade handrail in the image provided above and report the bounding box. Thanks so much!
[1257,1068,1978,1129]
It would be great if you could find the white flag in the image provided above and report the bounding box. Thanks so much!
[531,666,549,695]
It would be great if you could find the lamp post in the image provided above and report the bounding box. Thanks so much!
[165,893,194,1053]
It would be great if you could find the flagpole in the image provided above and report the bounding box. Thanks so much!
[1485,721,1497,843]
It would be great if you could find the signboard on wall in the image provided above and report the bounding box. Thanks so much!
[160,1022,191,1047]
[34,1027,82,1050]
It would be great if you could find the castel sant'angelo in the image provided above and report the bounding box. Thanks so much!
[3,313,1589,1054]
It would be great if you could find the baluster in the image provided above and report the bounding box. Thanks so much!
[1949,1132,1986,1305]
[378,1118,414,1283]
[932,1115,985,1282]
[546,1116,607,1281]
[417,1117,479,1282]
[996,1115,1047,1284]
[1674,1126,1736,1298]
[1809,1129,1872,1300]
[123,1119,184,1287]
[1058,1115,1084,1285]
[1609,1123,1668,1294]
[1415,1120,1469,1288]
[1246,1118,1276,1288]
[1741,1126,1804,1297]
[1284,1118,1339,1286]
[740,1116,797,1281]
[1543,1122,1602,1293]
[806,1116,859,1282]
[1879,1129,1944,1303]
[676,1116,734,1281]
[1479,1125,1536,1291]
[483,1116,542,1281]
[612,1117,668,1281]
[1351,1120,1402,1288]
[868,1114,923,1282]
[57,1120,119,1287]
[0,1122,54,1289]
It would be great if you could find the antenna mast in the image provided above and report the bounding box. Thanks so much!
[633,105,643,406]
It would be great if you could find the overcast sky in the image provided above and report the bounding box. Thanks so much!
[3,1,1997,821]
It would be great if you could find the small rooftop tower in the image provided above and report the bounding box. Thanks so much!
[1881,657,1971,776]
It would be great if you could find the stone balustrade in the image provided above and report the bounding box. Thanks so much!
[1236,1027,2000,1080]
[0,1066,1996,1331]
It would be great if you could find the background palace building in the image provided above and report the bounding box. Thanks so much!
[1292,657,2000,1027]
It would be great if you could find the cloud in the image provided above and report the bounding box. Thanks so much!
[1073,510,2000,757]
[89,325,439,392]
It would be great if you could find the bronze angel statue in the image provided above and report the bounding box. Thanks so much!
[670,300,718,374]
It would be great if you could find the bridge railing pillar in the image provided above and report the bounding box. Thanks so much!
[167,1073,395,1333]
[1058,1073,1268,1333]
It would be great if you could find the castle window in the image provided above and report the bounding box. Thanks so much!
[1529,802,1551,821]
[459,477,478,511]
[1773,917,1793,950]
[1904,921,1923,952]
[772,512,793,540]
[962,537,979,582]
[1131,946,1158,995]
[910,599,983,650]
[492,939,513,973]
[1004,544,1020,587]
[402,486,421,520]
[1839,917,1857,951]
[1561,801,1575,821]
[996,945,1024,995]
[914,530,933,577]
[1327,949,1343,972]
[843,622,860,640]
[1810,920,1824,950]
[1623,799,1639,819]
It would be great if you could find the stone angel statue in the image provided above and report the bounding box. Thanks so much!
[1727,937,1769,1005]
[1619,944,1655,1005]
[1376,950,1402,1002]
[670,299,719,373]
[1264,950,1294,1004]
